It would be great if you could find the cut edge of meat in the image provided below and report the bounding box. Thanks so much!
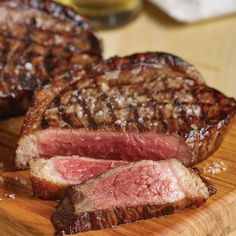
[51,159,216,234]
[16,129,192,169]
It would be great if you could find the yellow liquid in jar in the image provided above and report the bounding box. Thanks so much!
[56,0,142,28]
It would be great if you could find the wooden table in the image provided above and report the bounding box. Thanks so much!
[0,2,236,236]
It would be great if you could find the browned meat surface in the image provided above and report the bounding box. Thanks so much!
[0,0,102,119]
[52,159,216,234]
[16,52,236,169]
[30,156,127,199]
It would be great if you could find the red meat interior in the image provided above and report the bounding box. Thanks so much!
[53,157,126,182]
[77,160,186,211]
[36,129,191,164]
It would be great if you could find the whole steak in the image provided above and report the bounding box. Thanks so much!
[0,0,102,119]
[16,52,236,169]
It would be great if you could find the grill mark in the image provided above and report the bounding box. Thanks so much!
[174,100,191,135]
[0,1,90,31]
[21,18,36,75]
[157,105,168,133]
[43,51,53,78]
[46,82,231,135]
[0,25,78,41]
[107,102,118,127]
[152,87,196,99]
[149,91,168,133]
[0,31,94,55]
[80,97,97,130]
[133,105,145,132]
[0,37,11,93]
[40,117,50,129]
[54,96,62,108]
[195,89,213,162]
[48,87,215,132]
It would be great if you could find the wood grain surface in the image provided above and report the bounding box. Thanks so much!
[0,1,236,236]
[0,118,235,236]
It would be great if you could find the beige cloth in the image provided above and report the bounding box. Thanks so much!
[148,0,236,22]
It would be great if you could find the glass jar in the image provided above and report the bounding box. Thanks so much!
[58,0,142,29]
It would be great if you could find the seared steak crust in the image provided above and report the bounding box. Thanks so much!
[0,0,101,119]
[31,177,70,200]
[53,199,210,234]
[22,52,205,136]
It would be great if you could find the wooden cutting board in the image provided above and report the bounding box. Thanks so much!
[0,2,236,235]
[0,117,235,236]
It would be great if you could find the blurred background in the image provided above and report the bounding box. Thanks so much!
[57,0,236,98]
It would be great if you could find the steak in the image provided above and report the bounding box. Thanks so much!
[0,0,102,119]
[52,159,216,234]
[30,156,127,199]
[16,52,236,169]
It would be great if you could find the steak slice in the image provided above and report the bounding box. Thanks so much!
[0,0,101,119]
[52,159,216,234]
[16,52,236,169]
[30,156,127,199]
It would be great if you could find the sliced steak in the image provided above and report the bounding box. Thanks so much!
[16,52,236,169]
[30,156,127,199]
[0,0,102,119]
[52,159,216,234]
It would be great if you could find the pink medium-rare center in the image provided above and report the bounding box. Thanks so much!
[54,157,126,182]
[17,129,192,168]
[84,161,185,208]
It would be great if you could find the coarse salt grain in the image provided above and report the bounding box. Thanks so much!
[114,120,122,125]
[96,111,104,116]
[100,83,109,92]
[20,179,27,185]
[72,91,78,96]
[138,117,144,124]
[115,97,125,106]
[76,111,83,118]
[8,194,16,200]
[203,160,227,175]
[54,35,64,44]
[121,121,127,127]
[24,62,33,71]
